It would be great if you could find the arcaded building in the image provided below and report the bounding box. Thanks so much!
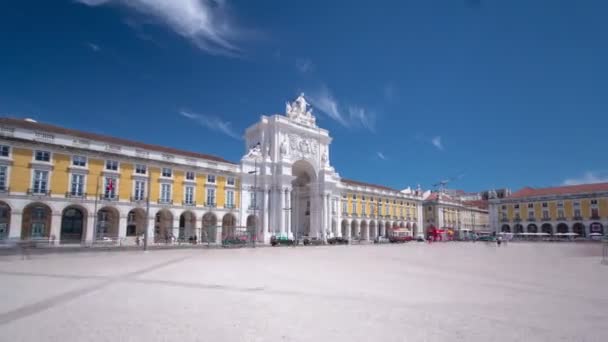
[0,95,424,245]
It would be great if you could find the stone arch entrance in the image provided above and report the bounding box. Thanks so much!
[350,220,358,239]
[97,206,119,240]
[514,224,524,234]
[341,219,348,238]
[202,212,217,243]
[527,224,538,233]
[155,209,173,243]
[61,206,87,243]
[0,201,11,240]
[127,208,146,237]
[369,221,377,239]
[246,214,259,241]
[179,211,197,241]
[22,202,52,239]
[573,222,585,237]
[291,160,316,238]
[590,222,604,236]
[541,223,553,235]
[556,223,569,234]
[360,220,368,241]
[501,224,511,233]
[222,213,237,239]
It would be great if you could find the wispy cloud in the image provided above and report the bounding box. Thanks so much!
[295,58,313,73]
[85,42,100,52]
[307,86,376,132]
[563,171,608,186]
[179,109,240,139]
[376,152,387,160]
[75,0,247,56]
[431,136,443,150]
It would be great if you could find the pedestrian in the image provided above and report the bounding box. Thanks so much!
[497,235,502,247]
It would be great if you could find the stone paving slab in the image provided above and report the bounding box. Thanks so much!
[0,243,606,341]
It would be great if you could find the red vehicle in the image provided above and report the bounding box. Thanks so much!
[389,235,413,243]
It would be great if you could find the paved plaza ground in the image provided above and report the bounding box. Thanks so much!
[0,242,606,342]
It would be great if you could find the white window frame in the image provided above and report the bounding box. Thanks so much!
[32,169,49,194]
[34,150,51,162]
[160,183,172,203]
[226,177,235,186]
[161,167,172,178]
[0,165,9,191]
[69,173,86,196]
[207,174,216,184]
[226,190,235,208]
[72,155,87,167]
[134,180,146,201]
[184,185,195,205]
[135,164,147,175]
[206,188,216,206]
[185,171,195,181]
[103,176,118,199]
[0,145,10,158]
[105,160,119,171]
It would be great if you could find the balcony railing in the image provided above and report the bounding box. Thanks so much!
[158,199,173,205]
[130,196,147,203]
[65,191,87,199]
[182,200,196,206]
[573,216,583,221]
[205,202,216,208]
[500,218,509,222]
[527,217,536,222]
[99,194,119,201]
[557,216,568,221]
[225,204,236,209]
[541,217,551,222]
[590,215,601,220]
[27,188,51,196]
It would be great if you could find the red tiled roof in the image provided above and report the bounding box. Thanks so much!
[340,178,398,192]
[463,200,489,210]
[0,117,236,165]
[509,183,608,199]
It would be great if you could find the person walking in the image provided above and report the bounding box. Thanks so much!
[497,235,503,247]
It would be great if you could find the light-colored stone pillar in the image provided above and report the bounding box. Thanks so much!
[279,188,285,236]
[286,188,292,238]
[118,215,128,246]
[216,226,222,245]
[417,204,424,238]
[9,211,22,239]
[263,188,270,234]
[50,213,62,246]
[172,218,180,243]
[84,214,95,245]
[146,217,155,244]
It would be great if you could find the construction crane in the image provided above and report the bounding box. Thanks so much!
[433,174,464,193]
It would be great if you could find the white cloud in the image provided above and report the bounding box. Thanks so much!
[295,58,313,73]
[86,42,100,51]
[376,152,386,160]
[563,172,608,186]
[75,0,244,56]
[431,136,443,150]
[179,110,240,139]
[307,86,376,132]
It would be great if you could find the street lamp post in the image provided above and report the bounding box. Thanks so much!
[248,158,260,248]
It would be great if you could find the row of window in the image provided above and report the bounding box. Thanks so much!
[346,194,416,207]
[20,170,236,207]
[0,145,236,185]
[340,201,413,216]
[502,199,600,211]
[504,207,599,220]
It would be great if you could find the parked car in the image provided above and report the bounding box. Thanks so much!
[327,237,349,245]
[374,236,390,244]
[476,235,495,242]
[303,236,324,246]
[389,235,413,243]
[270,236,294,246]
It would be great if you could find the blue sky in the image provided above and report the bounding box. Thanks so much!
[1,0,607,192]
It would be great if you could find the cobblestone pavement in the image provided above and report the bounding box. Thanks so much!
[0,242,606,342]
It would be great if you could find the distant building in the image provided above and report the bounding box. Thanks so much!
[488,183,607,238]
[422,191,490,238]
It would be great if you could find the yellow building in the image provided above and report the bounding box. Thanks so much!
[0,96,425,245]
[422,191,490,238]
[489,184,608,238]
[0,117,242,245]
